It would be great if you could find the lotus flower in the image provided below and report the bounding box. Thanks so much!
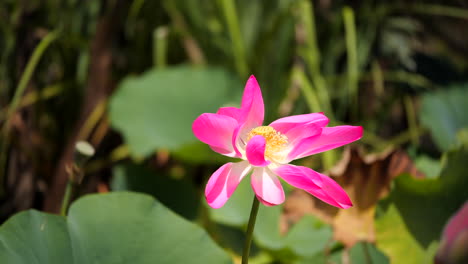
[192,75,362,209]
[435,202,468,264]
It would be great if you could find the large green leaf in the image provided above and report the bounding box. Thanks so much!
[109,66,242,157]
[294,242,389,264]
[0,211,71,263]
[284,215,333,258]
[375,147,468,263]
[348,242,389,264]
[420,85,468,151]
[0,192,232,264]
[375,204,438,264]
[111,164,200,220]
[254,203,285,251]
[172,142,232,165]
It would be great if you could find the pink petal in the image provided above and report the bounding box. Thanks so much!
[443,201,468,248]
[232,75,265,157]
[256,196,278,207]
[240,75,264,124]
[288,125,363,160]
[209,146,236,156]
[192,113,238,157]
[273,164,352,209]
[205,161,251,209]
[269,113,329,135]
[246,135,270,167]
[283,122,322,145]
[217,107,242,122]
[436,202,468,263]
[251,167,285,206]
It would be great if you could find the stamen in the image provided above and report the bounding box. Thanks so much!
[247,126,288,161]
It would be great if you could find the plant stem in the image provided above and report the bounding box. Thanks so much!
[219,0,248,78]
[343,6,359,119]
[292,66,321,113]
[404,95,419,146]
[60,141,95,216]
[0,29,59,197]
[153,26,168,68]
[162,0,206,65]
[409,4,468,19]
[5,30,59,124]
[242,196,260,264]
[298,0,333,120]
[60,181,74,216]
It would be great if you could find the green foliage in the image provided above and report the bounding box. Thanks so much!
[3,1,468,263]
[109,66,242,157]
[209,175,334,262]
[376,146,468,263]
[294,242,389,264]
[172,142,233,165]
[111,164,200,220]
[209,174,253,227]
[414,155,441,179]
[421,84,468,151]
[349,242,389,264]
[0,192,232,264]
[284,215,333,258]
[376,204,439,264]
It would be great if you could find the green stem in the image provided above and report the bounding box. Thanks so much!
[128,0,146,21]
[60,181,74,216]
[343,6,359,119]
[292,66,321,113]
[0,29,59,196]
[409,4,468,19]
[404,95,419,145]
[5,30,59,124]
[371,61,384,97]
[219,0,248,78]
[298,0,334,120]
[162,0,205,65]
[60,142,94,215]
[153,26,168,68]
[292,67,336,169]
[242,196,260,264]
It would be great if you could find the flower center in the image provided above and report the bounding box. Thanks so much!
[247,126,288,161]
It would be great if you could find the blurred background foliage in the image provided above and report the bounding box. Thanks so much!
[0,0,468,263]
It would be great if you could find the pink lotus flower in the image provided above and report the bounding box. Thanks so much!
[435,202,468,264]
[192,75,362,209]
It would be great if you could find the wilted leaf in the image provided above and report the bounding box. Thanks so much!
[0,192,232,264]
